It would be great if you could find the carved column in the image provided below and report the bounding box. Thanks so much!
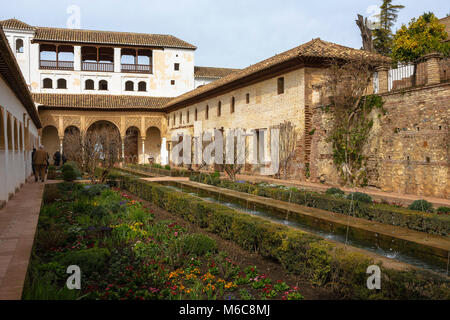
[141,137,146,164]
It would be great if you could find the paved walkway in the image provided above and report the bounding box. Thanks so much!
[0,178,48,300]
[232,174,450,208]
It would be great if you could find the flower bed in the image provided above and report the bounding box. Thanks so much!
[188,174,450,236]
[24,182,303,300]
[102,170,449,300]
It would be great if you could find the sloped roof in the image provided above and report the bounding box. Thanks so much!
[166,38,390,110]
[33,93,172,111]
[0,18,196,49]
[0,18,35,31]
[0,26,41,127]
[33,27,196,49]
[194,66,240,79]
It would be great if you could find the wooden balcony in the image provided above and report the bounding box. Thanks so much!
[39,60,74,71]
[82,61,114,72]
[121,63,152,74]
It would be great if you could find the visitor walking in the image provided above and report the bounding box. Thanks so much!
[33,145,49,182]
[53,150,61,166]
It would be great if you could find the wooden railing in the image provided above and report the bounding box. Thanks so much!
[39,60,74,70]
[82,61,114,72]
[121,63,152,74]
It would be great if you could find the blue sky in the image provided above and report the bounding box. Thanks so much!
[1,0,448,68]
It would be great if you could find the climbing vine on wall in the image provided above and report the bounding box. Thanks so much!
[320,58,386,186]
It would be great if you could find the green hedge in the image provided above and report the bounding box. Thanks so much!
[122,163,193,178]
[189,175,450,237]
[103,169,449,300]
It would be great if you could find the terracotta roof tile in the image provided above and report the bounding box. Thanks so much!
[0,19,35,31]
[33,27,197,49]
[194,66,240,79]
[166,38,390,109]
[0,18,196,49]
[33,93,173,111]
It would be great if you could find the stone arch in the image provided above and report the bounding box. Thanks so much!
[63,126,82,163]
[85,117,121,135]
[0,108,5,150]
[86,120,122,163]
[144,126,161,164]
[124,126,140,163]
[41,125,59,163]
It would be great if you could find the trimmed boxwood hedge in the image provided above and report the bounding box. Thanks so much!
[123,163,193,178]
[188,175,450,237]
[103,169,449,300]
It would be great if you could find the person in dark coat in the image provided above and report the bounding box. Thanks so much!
[53,150,61,166]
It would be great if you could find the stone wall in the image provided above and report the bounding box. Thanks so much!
[310,83,450,198]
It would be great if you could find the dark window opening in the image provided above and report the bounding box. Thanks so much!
[246,93,250,104]
[125,81,134,91]
[206,105,209,120]
[16,39,24,53]
[99,80,108,91]
[57,78,67,89]
[85,79,94,90]
[174,63,180,71]
[218,101,221,117]
[138,81,147,92]
[187,111,190,123]
[171,80,175,85]
[43,78,53,89]
[195,109,198,121]
[277,77,285,94]
[231,97,235,113]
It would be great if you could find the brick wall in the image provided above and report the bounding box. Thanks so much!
[310,82,450,198]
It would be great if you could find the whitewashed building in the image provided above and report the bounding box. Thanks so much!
[0,25,41,204]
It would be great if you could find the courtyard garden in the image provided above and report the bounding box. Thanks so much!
[23,182,305,300]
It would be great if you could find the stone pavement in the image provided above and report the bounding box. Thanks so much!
[233,174,450,208]
[0,178,49,300]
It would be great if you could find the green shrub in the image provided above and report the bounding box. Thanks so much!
[164,165,171,170]
[437,207,450,214]
[58,247,110,275]
[79,184,109,198]
[61,164,77,181]
[326,187,345,196]
[177,233,218,256]
[408,200,434,213]
[347,192,372,204]
[90,205,109,219]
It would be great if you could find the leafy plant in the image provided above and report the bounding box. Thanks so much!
[408,200,434,213]
[178,234,218,256]
[58,247,111,275]
[326,187,345,196]
[347,192,373,204]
